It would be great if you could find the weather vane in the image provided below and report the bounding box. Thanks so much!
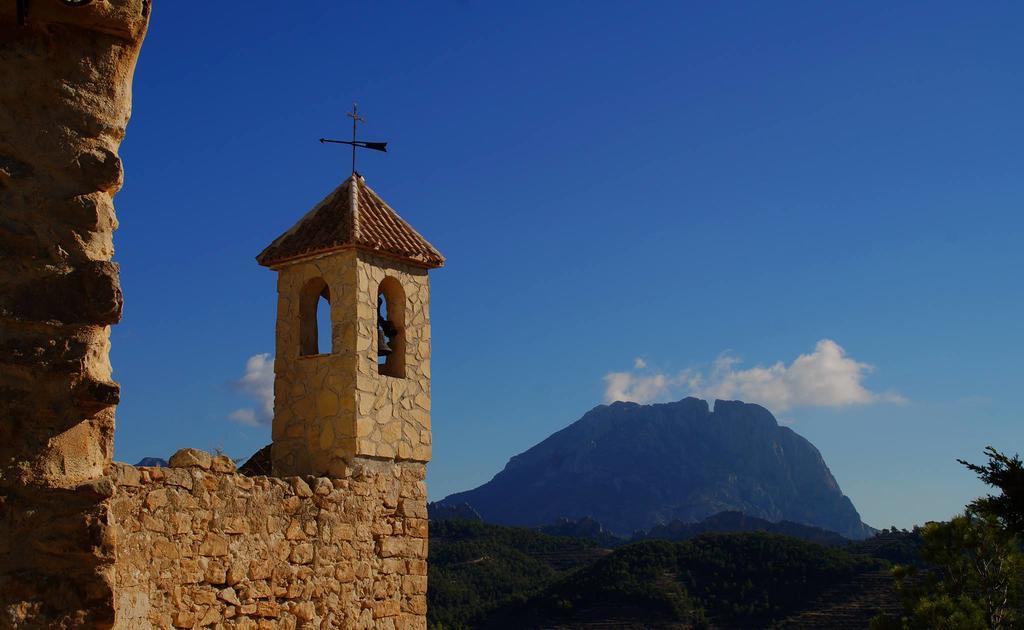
[319,103,388,175]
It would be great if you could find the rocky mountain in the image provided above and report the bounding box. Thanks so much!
[427,501,483,522]
[636,510,850,547]
[134,457,167,467]
[537,516,625,548]
[438,398,874,539]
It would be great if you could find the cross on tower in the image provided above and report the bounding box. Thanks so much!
[347,104,365,173]
[319,103,388,175]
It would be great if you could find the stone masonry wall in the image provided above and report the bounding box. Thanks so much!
[109,453,428,629]
[272,250,360,477]
[272,250,431,477]
[353,252,431,463]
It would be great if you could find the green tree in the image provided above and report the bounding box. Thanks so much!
[873,445,1024,630]
[900,516,1022,629]
[959,447,1024,536]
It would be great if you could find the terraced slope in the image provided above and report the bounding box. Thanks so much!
[773,569,902,629]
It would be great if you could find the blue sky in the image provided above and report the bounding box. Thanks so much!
[112,2,1023,530]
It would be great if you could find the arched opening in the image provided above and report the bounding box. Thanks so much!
[299,277,332,356]
[377,277,406,377]
[316,293,331,355]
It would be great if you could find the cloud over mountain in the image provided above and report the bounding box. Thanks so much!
[604,339,904,412]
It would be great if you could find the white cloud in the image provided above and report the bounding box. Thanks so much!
[603,339,905,412]
[633,357,647,370]
[229,353,274,425]
[605,371,666,405]
[228,408,261,427]
[602,368,702,405]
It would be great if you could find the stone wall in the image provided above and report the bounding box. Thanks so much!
[272,250,432,477]
[108,453,428,629]
[272,250,360,478]
[353,252,432,464]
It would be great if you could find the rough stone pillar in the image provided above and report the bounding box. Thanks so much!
[0,2,149,626]
[0,0,148,487]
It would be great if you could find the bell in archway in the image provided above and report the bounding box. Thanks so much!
[376,295,397,357]
[378,327,393,357]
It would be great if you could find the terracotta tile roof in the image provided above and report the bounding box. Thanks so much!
[257,174,445,269]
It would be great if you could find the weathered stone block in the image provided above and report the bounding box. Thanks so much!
[249,559,273,581]
[397,500,427,519]
[373,600,401,619]
[152,539,179,560]
[218,587,241,606]
[405,518,428,539]
[256,601,280,618]
[112,463,141,487]
[407,560,427,576]
[290,477,313,498]
[290,543,313,565]
[172,610,194,628]
[223,517,248,535]
[169,448,213,470]
[199,533,229,557]
[211,455,237,474]
[194,588,218,606]
[292,600,316,621]
[335,563,356,583]
[206,562,228,585]
[402,575,428,596]
[145,489,168,510]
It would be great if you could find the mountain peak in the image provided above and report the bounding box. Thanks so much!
[440,398,873,539]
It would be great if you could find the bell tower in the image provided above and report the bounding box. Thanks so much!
[257,174,444,477]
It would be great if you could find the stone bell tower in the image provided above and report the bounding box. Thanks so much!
[257,174,444,477]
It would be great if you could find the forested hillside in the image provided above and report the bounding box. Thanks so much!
[428,520,891,629]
